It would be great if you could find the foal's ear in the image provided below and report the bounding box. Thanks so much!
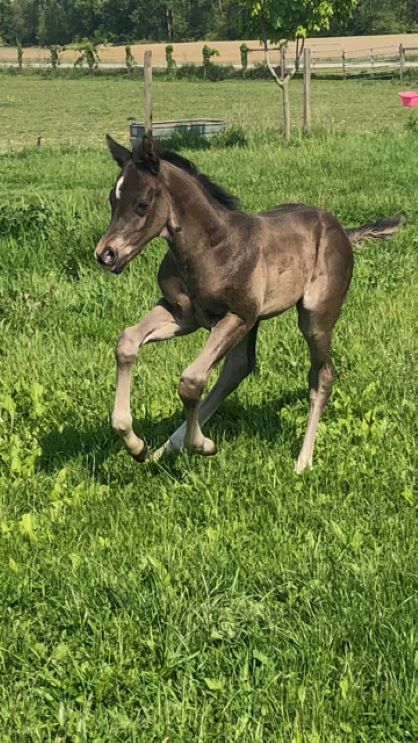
[138,135,160,174]
[106,134,131,168]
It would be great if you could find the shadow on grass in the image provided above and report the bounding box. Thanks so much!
[38,388,306,478]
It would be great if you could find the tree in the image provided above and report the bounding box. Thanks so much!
[125,44,135,72]
[16,38,23,70]
[243,0,359,141]
[37,1,68,45]
[240,42,249,76]
[202,44,219,79]
[49,45,62,69]
[206,0,253,39]
[165,44,177,78]
[2,0,416,52]
[11,0,39,45]
[74,41,100,72]
[0,0,13,44]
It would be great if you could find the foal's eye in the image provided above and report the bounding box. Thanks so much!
[136,200,149,215]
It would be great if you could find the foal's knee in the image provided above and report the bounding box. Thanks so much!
[179,372,206,402]
[116,329,139,366]
[111,412,132,436]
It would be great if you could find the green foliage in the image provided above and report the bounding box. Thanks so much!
[0,131,417,738]
[16,37,23,69]
[124,44,135,72]
[175,62,203,80]
[338,0,418,35]
[405,111,418,132]
[165,43,176,78]
[2,0,417,47]
[202,45,220,80]
[240,42,249,76]
[245,60,271,78]
[0,0,13,43]
[49,44,61,69]
[73,40,99,71]
[156,125,248,151]
[175,61,237,81]
[244,0,359,42]
[0,77,417,738]
[0,200,52,237]
[0,75,416,151]
[202,44,219,63]
[215,124,248,147]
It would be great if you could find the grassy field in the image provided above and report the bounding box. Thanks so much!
[1,74,418,151]
[0,76,417,740]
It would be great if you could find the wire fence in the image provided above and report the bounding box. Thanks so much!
[0,37,417,152]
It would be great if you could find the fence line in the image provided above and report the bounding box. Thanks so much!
[1,40,418,78]
[245,42,418,79]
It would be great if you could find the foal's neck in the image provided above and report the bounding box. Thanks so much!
[161,162,230,256]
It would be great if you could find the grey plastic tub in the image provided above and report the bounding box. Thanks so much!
[130,118,225,144]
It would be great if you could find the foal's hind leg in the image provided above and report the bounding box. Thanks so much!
[154,324,259,459]
[295,302,338,473]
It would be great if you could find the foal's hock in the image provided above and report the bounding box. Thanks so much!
[95,134,402,471]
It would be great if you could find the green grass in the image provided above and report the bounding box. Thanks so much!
[0,78,417,741]
[1,73,418,151]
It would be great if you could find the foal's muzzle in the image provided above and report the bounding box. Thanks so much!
[97,246,117,269]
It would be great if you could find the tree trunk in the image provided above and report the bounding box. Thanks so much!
[282,77,290,143]
[166,8,173,41]
[263,35,292,143]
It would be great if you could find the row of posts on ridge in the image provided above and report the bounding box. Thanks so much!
[143,49,313,144]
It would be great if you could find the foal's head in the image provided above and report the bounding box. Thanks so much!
[95,135,168,274]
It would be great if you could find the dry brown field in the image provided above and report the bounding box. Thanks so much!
[1,33,418,65]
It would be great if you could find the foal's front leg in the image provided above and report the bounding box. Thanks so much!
[178,313,251,455]
[112,301,195,460]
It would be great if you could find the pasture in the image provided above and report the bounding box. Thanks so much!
[0,74,417,741]
[0,74,417,152]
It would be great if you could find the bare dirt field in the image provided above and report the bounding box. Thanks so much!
[1,34,418,66]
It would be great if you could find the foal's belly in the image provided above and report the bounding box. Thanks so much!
[259,257,306,319]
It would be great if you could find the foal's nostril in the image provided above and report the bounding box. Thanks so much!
[99,247,117,266]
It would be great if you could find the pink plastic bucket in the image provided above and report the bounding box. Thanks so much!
[399,91,418,107]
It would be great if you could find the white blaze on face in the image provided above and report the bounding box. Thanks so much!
[116,175,125,200]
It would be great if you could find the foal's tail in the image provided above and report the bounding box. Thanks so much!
[345,214,403,246]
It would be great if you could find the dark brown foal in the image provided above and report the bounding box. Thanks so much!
[95,135,402,471]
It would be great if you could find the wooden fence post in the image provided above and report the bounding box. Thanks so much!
[342,50,346,80]
[144,50,153,136]
[303,48,311,134]
[399,44,405,79]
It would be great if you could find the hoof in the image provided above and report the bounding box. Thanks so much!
[187,436,217,457]
[294,456,312,474]
[152,439,177,462]
[130,440,148,463]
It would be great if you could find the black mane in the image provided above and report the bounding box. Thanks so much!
[159,149,240,211]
